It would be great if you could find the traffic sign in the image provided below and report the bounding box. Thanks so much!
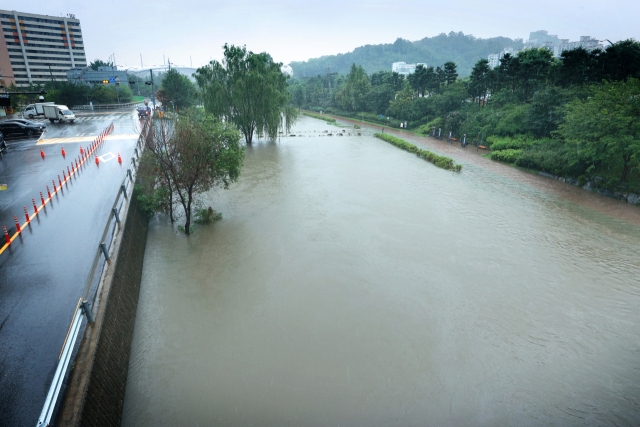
[109,77,116,83]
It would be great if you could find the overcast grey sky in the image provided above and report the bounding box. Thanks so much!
[21,0,640,69]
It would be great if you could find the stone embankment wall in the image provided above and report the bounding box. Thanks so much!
[58,193,148,427]
[537,171,640,205]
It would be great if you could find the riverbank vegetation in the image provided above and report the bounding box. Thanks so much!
[195,44,297,143]
[301,112,336,123]
[289,40,640,193]
[374,133,462,171]
[138,116,245,235]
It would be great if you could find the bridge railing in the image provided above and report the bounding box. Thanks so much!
[36,120,149,427]
[72,101,145,110]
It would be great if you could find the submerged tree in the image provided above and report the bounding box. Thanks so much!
[195,44,297,144]
[139,116,245,234]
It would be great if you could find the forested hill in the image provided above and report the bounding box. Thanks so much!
[289,32,523,78]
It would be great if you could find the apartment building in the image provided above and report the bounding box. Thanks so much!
[0,10,87,87]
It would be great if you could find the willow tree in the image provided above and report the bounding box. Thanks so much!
[195,44,297,144]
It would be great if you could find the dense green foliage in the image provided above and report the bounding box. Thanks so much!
[374,133,462,171]
[292,39,640,190]
[195,44,297,143]
[290,32,523,78]
[139,116,245,234]
[7,80,134,108]
[158,68,197,111]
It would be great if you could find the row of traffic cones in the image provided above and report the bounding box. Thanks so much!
[2,123,115,249]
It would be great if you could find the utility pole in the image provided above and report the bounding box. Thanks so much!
[140,54,143,69]
[112,65,120,103]
[150,69,155,109]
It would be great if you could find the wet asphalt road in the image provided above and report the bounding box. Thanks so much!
[0,110,142,427]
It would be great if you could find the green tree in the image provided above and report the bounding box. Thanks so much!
[89,59,113,71]
[408,64,428,96]
[195,44,296,143]
[336,64,371,112]
[468,59,491,105]
[160,68,197,111]
[435,66,445,94]
[140,117,245,234]
[443,61,458,85]
[557,79,640,182]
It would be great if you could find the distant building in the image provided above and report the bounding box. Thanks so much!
[488,31,605,67]
[488,48,515,69]
[552,36,603,57]
[525,30,561,48]
[0,9,87,87]
[66,66,130,87]
[392,62,427,76]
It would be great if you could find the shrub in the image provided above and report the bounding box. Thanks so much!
[302,112,336,123]
[374,133,462,172]
[194,207,222,224]
[491,149,521,163]
[486,134,533,151]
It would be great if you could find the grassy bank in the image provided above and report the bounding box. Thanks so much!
[374,133,462,172]
[301,112,336,123]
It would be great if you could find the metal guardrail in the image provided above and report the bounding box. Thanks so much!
[72,101,145,110]
[36,121,149,427]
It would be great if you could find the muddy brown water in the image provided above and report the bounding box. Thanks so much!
[122,116,640,426]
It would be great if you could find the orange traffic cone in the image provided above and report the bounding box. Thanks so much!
[117,153,122,163]
[61,146,66,157]
[80,146,84,154]
[40,148,45,159]
[95,155,99,165]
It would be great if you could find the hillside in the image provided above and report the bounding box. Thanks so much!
[289,32,523,78]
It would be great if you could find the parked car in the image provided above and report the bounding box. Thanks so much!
[137,107,149,118]
[0,120,46,137]
[4,119,47,129]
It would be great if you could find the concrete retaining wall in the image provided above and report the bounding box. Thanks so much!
[57,192,148,426]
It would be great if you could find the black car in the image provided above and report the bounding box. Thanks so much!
[5,119,47,129]
[137,108,149,118]
[0,120,46,137]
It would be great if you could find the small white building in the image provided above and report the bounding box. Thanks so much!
[488,48,516,69]
[392,62,427,76]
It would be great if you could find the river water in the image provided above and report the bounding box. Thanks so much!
[122,116,640,426]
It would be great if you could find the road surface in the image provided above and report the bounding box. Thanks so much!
[0,110,142,427]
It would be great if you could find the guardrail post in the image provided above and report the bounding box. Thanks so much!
[134,148,139,158]
[132,157,136,167]
[81,301,94,323]
[121,184,128,198]
[127,169,133,180]
[100,242,110,260]
[112,207,121,223]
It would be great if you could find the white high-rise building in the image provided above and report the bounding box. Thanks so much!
[0,10,87,87]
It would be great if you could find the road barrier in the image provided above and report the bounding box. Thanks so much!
[35,120,149,427]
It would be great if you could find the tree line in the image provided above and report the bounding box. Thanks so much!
[289,39,640,188]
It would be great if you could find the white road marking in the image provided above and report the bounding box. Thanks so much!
[98,152,116,163]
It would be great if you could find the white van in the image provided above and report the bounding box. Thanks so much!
[43,105,76,123]
[23,102,54,118]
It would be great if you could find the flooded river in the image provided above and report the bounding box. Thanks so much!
[122,116,640,426]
